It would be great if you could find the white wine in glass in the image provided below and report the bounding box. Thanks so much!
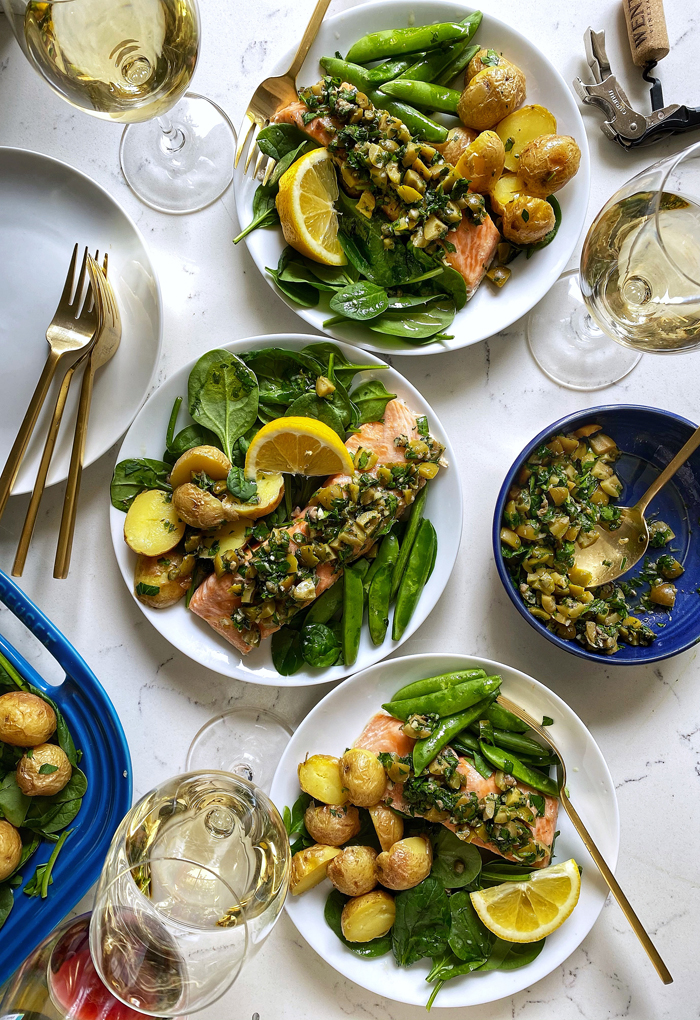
[2,0,236,213]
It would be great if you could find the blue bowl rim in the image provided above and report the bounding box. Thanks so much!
[492,403,700,666]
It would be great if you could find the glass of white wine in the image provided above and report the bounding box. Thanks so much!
[528,139,700,390]
[1,0,236,213]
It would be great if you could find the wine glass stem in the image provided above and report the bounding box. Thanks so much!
[157,115,186,156]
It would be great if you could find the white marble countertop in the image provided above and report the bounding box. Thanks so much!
[1,0,699,1017]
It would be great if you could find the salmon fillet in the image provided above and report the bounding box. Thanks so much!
[356,711,559,868]
[272,100,337,147]
[443,214,501,300]
[190,399,436,654]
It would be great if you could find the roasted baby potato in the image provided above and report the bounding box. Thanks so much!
[369,803,404,851]
[199,519,249,560]
[0,820,22,882]
[133,550,193,608]
[489,172,526,216]
[376,836,432,891]
[502,194,555,244]
[0,691,56,747]
[298,755,348,805]
[466,47,510,82]
[455,130,505,193]
[434,125,477,165]
[17,742,72,796]
[340,748,386,807]
[124,489,186,556]
[304,802,361,846]
[458,62,526,131]
[290,843,341,895]
[517,134,581,195]
[495,105,557,172]
[227,472,285,520]
[172,484,238,530]
[169,445,231,490]
[341,889,396,943]
[327,845,378,897]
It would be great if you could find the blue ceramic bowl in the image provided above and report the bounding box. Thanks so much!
[493,405,700,665]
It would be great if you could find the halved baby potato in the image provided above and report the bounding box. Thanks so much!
[495,104,557,172]
[169,445,231,490]
[199,519,250,559]
[298,754,348,806]
[341,890,396,942]
[134,550,194,608]
[124,490,185,556]
[454,130,505,193]
[230,472,285,520]
[490,172,526,216]
[290,844,341,895]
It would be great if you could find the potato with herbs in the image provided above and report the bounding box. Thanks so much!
[304,802,361,846]
[434,125,477,165]
[339,748,385,807]
[0,691,56,747]
[341,889,396,943]
[502,194,555,245]
[327,845,378,897]
[0,820,22,882]
[517,134,581,196]
[169,445,231,490]
[17,742,72,796]
[376,836,432,891]
[134,550,194,608]
[290,843,341,895]
[454,130,505,193]
[458,58,526,131]
[368,803,404,851]
[298,755,348,805]
[172,484,239,531]
[124,489,186,556]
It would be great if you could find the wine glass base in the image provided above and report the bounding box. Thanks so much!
[120,93,235,214]
[186,708,293,794]
[527,274,642,390]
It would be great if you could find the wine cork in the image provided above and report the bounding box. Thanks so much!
[622,0,670,66]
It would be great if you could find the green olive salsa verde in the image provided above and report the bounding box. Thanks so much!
[500,423,683,654]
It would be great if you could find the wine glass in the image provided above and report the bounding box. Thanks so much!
[1,0,236,214]
[186,707,293,794]
[528,139,700,390]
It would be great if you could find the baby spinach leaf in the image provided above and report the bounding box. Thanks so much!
[0,885,13,929]
[233,184,278,244]
[282,792,311,837]
[302,343,382,389]
[499,938,546,970]
[301,623,341,668]
[426,949,488,1008]
[385,293,441,310]
[23,768,87,834]
[369,299,456,339]
[350,379,396,426]
[329,282,389,321]
[110,458,172,512]
[434,263,468,310]
[0,774,30,828]
[164,424,222,465]
[476,937,517,972]
[242,345,322,383]
[226,466,257,502]
[271,627,304,676]
[285,394,346,439]
[267,267,320,308]
[325,890,392,958]
[256,122,310,162]
[430,829,482,889]
[448,890,494,962]
[188,350,259,462]
[392,875,451,967]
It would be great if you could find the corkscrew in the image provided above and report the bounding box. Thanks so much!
[574,1,700,148]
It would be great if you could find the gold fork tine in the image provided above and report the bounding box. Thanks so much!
[58,244,79,307]
[262,157,276,186]
[234,114,256,168]
[253,149,267,180]
[72,246,90,314]
[244,119,263,174]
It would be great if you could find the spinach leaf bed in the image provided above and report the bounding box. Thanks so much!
[0,651,87,929]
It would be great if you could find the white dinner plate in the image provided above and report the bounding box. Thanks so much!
[234,0,590,356]
[270,652,619,1008]
[0,147,161,493]
[110,335,462,685]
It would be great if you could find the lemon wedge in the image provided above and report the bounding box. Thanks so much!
[276,148,347,266]
[470,858,581,943]
[244,417,354,478]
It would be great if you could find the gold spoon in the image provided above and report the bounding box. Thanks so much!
[573,424,700,587]
[496,694,672,984]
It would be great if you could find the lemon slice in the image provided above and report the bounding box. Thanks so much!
[276,148,347,266]
[470,858,581,943]
[244,417,354,478]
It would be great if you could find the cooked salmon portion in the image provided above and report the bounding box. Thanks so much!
[190,399,441,655]
[356,711,559,867]
[272,100,337,147]
[443,213,501,300]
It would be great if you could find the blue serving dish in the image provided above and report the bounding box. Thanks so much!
[0,571,132,984]
[493,405,700,665]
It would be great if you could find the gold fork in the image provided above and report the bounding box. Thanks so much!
[0,244,98,522]
[235,0,332,180]
[54,254,122,579]
[12,253,108,578]
[496,694,672,984]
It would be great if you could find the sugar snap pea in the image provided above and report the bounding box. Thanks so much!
[479,742,559,798]
[468,724,551,759]
[412,695,497,774]
[366,93,449,142]
[318,56,371,92]
[352,557,371,582]
[342,563,365,666]
[392,518,436,641]
[305,582,343,626]
[392,668,487,702]
[366,57,418,85]
[346,23,473,64]
[368,564,392,646]
[435,40,480,86]
[402,13,481,83]
[364,533,399,595]
[390,483,428,600]
[383,675,501,721]
[484,703,529,734]
[452,735,494,778]
[381,79,461,114]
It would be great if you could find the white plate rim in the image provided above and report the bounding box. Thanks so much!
[0,144,163,493]
[270,651,620,1007]
[109,333,463,685]
[234,0,591,357]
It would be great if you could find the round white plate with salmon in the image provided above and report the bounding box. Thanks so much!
[233,1,590,356]
[109,335,462,685]
[270,652,619,1007]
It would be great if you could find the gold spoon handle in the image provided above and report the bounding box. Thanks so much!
[636,423,700,514]
[53,357,96,579]
[560,790,672,984]
[287,0,333,78]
